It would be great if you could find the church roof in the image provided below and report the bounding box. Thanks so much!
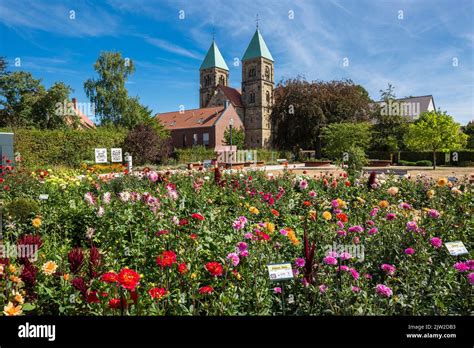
[242,29,273,62]
[200,41,229,70]
[218,85,243,108]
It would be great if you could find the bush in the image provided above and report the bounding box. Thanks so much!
[398,160,416,166]
[346,146,368,177]
[4,127,127,168]
[5,198,40,223]
[124,124,171,166]
[174,146,216,163]
[415,160,433,167]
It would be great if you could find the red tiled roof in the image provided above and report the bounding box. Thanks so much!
[67,98,95,129]
[218,85,243,108]
[73,106,95,129]
[157,106,225,129]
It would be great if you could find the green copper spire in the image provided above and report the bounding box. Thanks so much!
[200,41,229,70]
[242,29,274,61]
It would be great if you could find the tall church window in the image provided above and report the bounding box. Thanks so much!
[219,75,225,86]
[248,67,256,78]
[204,75,211,87]
[265,66,270,80]
[249,92,255,104]
[266,91,270,105]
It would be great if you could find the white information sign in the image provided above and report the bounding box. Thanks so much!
[267,263,294,281]
[95,148,107,163]
[111,148,123,163]
[39,194,49,200]
[343,152,349,162]
[445,241,468,256]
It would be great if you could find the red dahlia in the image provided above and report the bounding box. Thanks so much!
[108,298,122,309]
[101,271,118,283]
[191,213,204,221]
[156,251,177,268]
[205,262,223,276]
[178,262,188,274]
[199,285,214,294]
[148,287,168,299]
[117,268,140,290]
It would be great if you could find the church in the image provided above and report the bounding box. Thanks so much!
[156,28,275,149]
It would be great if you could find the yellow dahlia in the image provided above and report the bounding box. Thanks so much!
[3,302,22,316]
[41,261,58,275]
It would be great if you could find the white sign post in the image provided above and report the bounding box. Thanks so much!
[125,152,133,173]
[445,241,468,256]
[111,148,123,163]
[267,262,293,315]
[95,148,107,163]
[267,263,294,281]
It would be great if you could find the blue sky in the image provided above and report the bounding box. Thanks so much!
[1,0,473,124]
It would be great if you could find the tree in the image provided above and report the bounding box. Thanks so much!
[121,97,157,129]
[372,84,410,152]
[33,82,74,129]
[379,83,396,102]
[124,123,171,165]
[0,57,7,76]
[405,111,467,169]
[84,52,135,126]
[271,77,374,154]
[322,122,372,159]
[0,71,44,128]
[462,121,474,149]
[223,126,245,149]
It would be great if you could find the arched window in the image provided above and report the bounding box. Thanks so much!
[265,66,270,80]
[266,91,270,104]
[219,75,225,86]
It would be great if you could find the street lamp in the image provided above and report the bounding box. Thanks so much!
[229,117,234,171]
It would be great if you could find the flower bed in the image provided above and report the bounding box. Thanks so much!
[0,165,472,316]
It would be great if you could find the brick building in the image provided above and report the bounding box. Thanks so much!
[158,103,243,149]
[156,28,274,149]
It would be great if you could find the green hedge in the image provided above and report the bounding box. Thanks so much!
[174,146,216,163]
[173,147,293,164]
[367,150,474,166]
[4,127,127,168]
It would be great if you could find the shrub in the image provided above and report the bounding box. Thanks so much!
[346,146,368,177]
[123,124,171,166]
[174,146,216,163]
[398,160,416,166]
[5,198,40,223]
[415,160,433,167]
[4,127,127,168]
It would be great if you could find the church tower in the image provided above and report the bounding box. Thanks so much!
[241,29,274,148]
[199,41,229,108]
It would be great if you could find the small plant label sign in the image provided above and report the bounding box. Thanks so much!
[95,148,107,163]
[267,263,293,281]
[445,241,468,256]
[111,148,123,163]
[39,194,49,200]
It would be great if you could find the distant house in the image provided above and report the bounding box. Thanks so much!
[156,102,243,149]
[375,95,436,121]
[69,98,95,129]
